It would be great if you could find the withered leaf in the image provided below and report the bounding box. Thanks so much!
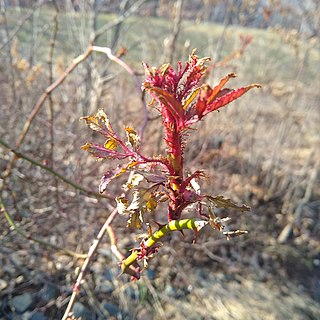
[125,126,140,151]
[136,170,167,184]
[223,230,248,240]
[125,173,144,190]
[99,165,128,193]
[104,137,119,150]
[80,142,127,160]
[80,108,114,136]
[207,195,250,212]
[116,196,129,215]
[127,211,143,229]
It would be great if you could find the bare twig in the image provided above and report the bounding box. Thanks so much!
[47,0,60,207]
[3,46,94,178]
[61,208,118,320]
[0,138,114,200]
[4,44,146,177]
[163,0,184,65]
[91,0,147,44]
[0,0,17,104]
[0,2,42,52]
[0,196,86,259]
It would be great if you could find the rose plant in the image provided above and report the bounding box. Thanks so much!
[81,49,260,279]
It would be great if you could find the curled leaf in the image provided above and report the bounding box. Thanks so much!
[80,108,114,136]
[125,126,140,151]
[125,173,144,190]
[206,73,237,104]
[99,165,127,193]
[182,87,200,110]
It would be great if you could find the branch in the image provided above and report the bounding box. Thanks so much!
[91,45,148,140]
[0,138,113,200]
[121,218,208,279]
[0,196,86,259]
[61,208,118,320]
[4,45,146,178]
[3,46,94,178]
[0,2,43,52]
[91,0,147,43]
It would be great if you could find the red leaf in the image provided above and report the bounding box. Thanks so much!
[202,83,261,117]
[144,86,185,125]
[206,73,236,104]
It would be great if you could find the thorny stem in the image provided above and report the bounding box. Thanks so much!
[121,218,208,279]
[0,196,86,259]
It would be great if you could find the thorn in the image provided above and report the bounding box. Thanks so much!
[152,220,166,230]
[192,228,199,243]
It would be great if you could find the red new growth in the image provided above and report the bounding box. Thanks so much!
[82,49,260,225]
[81,49,260,278]
[142,49,260,220]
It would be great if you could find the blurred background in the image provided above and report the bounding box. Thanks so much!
[0,0,319,319]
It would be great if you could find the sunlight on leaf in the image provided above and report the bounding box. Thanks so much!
[80,108,114,135]
[206,73,237,104]
[182,87,200,110]
[80,142,127,160]
[104,137,119,150]
[116,196,129,215]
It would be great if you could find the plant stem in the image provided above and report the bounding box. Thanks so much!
[0,138,113,200]
[61,208,118,320]
[121,218,208,278]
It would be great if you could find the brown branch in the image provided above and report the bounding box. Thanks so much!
[3,46,94,178]
[61,208,118,320]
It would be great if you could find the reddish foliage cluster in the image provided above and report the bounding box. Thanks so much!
[81,49,260,226]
